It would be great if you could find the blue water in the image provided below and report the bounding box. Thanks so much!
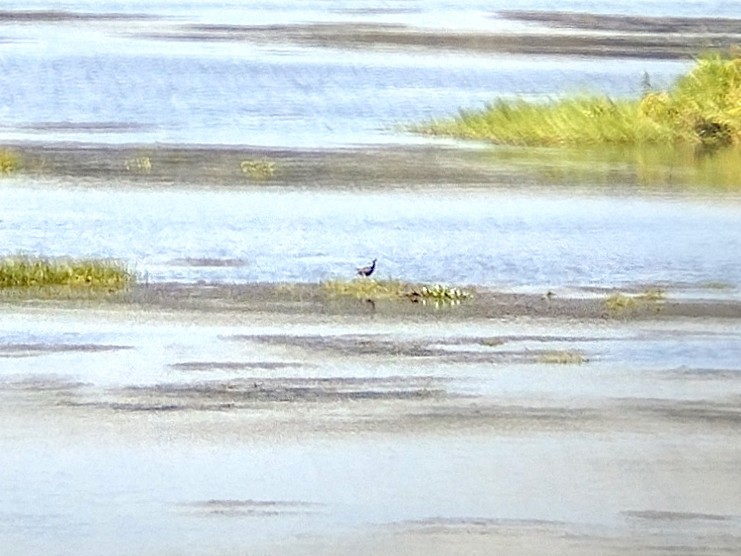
[0,1,739,289]
[2,182,740,289]
[0,0,724,147]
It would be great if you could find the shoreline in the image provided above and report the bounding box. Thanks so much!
[3,282,740,321]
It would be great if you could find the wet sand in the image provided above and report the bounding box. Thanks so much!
[4,280,741,320]
[6,142,741,193]
[1,285,740,555]
[146,22,739,60]
[2,8,739,59]
[6,142,501,187]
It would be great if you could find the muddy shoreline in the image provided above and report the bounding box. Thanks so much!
[3,281,741,320]
[142,22,741,59]
[2,280,740,555]
[5,142,504,187]
[134,282,741,320]
[4,8,738,59]
[6,141,741,192]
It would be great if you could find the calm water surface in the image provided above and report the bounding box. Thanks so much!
[2,180,740,290]
[1,0,728,146]
[1,2,737,291]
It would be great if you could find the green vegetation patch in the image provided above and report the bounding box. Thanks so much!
[604,288,666,317]
[0,255,134,291]
[322,278,409,300]
[322,278,472,304]
[0,149,20,174]
[537,350,588,365]
[413,52,741,148]
[241,159,276,180]
[124,156,152,174]
[403,284,472,305]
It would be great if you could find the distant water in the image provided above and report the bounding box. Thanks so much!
[3,0,737,147]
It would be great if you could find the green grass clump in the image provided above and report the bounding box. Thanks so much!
[537,351,588,365]
[414,52,741,148]
[0,149,20,174]
[124,156,152,174]
[322,278,409,300]
[241,159,275,180]
[322,278,472,306]
[604,289,665,316]
[404,284,472,305]
[0,255,134,291]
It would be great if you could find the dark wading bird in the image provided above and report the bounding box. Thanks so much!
[357,258,377,277]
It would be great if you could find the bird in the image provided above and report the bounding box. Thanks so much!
[356,258,377,277]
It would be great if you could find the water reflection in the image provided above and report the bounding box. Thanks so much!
[477,144,741,191]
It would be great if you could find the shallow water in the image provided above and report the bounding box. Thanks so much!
[0,0,725,147]
[2,179,740,290]
[1,305,740,555]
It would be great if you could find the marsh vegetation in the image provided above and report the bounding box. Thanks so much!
[321,278,472,305]
[537,350,588,365]
[0,149,20,174]
[604,289,666,316]
[240,159,276,180]
[0,255,134,291]
[414,52,741,149]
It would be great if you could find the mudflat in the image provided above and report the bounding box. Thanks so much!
[1,284,740,555]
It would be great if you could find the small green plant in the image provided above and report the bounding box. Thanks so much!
[604,288,665,316]
[0,149,20,174]
[322,278,409,300]
[241,159,275,180]
[124,156,152,174]
[321,279,472,305]
[537,350,588,364]
[605,293,638,313]
[479,337,505,347]
[0,255,134,291]
[404,284,472,305]
[637,288,666,303]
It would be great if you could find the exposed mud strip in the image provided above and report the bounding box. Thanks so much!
[235,332,593,364]
[181,499,323,518]
[498,11,741,34]
[118,282,741,320]
[0,342,132,357]
[140,21,741,59]
[0,10,152,22]
[169,361,303,372]
[61,376,448,413]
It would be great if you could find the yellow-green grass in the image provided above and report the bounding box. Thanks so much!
[537,350,588,365]
[322,278,410,300]
[0,149,20,174]
[0,255,134,291]
[413,52,741,148]
[241,159,275,180]
[604,289,666,316]
[322,278,472,303]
